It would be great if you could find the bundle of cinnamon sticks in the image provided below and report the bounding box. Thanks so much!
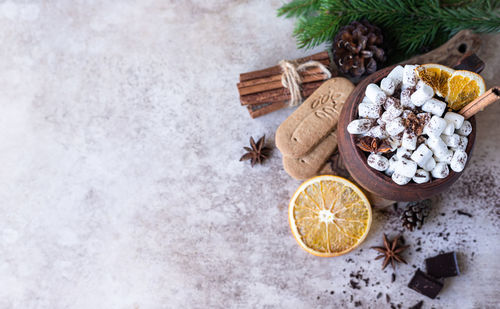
[237,51,334,118]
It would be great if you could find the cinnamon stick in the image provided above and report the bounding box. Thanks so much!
[240,81,324,105]
[459,87,500,119]
[238,70,329,96]
[247,101,288,118]
[246,85,320,118]
[237,66,328,89]
[239,51,330,82]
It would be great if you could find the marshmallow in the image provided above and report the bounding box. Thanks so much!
[444,112,465,129]
[365,83,386,106]
[386,117,405,136]
[376,119,386,128]
[410,83,434,106]
[400,88,416,109]
[396,147,412,159]
[347,119,374,134]
[383,97,401,110]
[416,80,426,90]
[422,98,446,116]
[402,131,417,150]
[434,149,453,165]
[394,158,417,178]
[402,65,418,87]
[381,77,397,95]
[367,153,389,171]
[387,135,402,151]
[385,155,399,176]
[411,144,433,167]
[413,169,430,184]
[431,162,449,179]
[381,110,399,122]
[422,157,436,172]
[387,65,404,84]
[386,103,403,118]
[452,135,468,151]
[450,150,468,172]
[456,120,472,136]
[358,102,381,119]
[427,136,449,157]
[392,172,411,185]
[442,121,455,136]
[441,133,460,148]
[423,116,448,137]
[367,125,389,139]
[362,96,373,104]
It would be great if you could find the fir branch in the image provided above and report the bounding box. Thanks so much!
[294,13,351,49]
[278,0,500,57]
[439,4,500,34]
[277,0,322,18]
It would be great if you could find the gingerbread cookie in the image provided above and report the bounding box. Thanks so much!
[275,77,354,158]
[282,130,337,180]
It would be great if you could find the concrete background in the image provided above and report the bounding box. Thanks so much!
[0,1,498,308]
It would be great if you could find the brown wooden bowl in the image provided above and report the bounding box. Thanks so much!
[337,65,476,202]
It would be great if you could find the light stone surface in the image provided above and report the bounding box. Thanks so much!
[0,1,499,308]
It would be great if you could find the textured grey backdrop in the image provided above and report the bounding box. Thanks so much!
[0,1,498,308]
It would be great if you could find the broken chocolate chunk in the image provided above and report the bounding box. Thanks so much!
[408,269,443,299]
[425,252,460,278]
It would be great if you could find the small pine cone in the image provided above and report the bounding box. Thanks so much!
[401,200,431,231]
[332,20,386,78]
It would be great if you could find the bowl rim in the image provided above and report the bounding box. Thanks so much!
[339,64,476,201]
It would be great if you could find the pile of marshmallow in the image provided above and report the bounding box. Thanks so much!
[347,64,472,185]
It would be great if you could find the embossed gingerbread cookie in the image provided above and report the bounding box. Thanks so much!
[275,77,355,158]
[282,130,337,180]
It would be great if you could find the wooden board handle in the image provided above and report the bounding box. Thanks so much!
[402,30,481,67]
[453,52,485,73]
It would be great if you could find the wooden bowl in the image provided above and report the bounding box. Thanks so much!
[337,65,476,202]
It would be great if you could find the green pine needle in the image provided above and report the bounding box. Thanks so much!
[278,0,500,59]
[277,0,322,18]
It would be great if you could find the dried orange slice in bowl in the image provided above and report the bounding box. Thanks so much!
[416,63,455,98]
[289,175,372,257]
[446,70,486,111]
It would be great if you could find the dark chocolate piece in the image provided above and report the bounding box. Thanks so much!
[408,269,443,299]
[425,252,460,278]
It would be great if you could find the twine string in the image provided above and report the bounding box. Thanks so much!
[279,60,331,106]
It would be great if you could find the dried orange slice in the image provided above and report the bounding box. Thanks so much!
[289,175,371,257]
[446,70,486,111]
[416,64,455,98]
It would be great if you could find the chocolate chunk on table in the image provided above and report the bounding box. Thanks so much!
[425,252,460,278]
[408,269,443,299]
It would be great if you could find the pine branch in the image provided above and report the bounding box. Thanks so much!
[278,0,500,58]
[277,0,322,18]
[294,13,351,49]
[439,4,500,34]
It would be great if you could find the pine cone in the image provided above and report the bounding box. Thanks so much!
[401,200,431,231]
[332,20,385,78]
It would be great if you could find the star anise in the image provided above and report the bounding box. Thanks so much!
[371,234,410,270]
[239,135,270,167]
[356,136,391,154]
